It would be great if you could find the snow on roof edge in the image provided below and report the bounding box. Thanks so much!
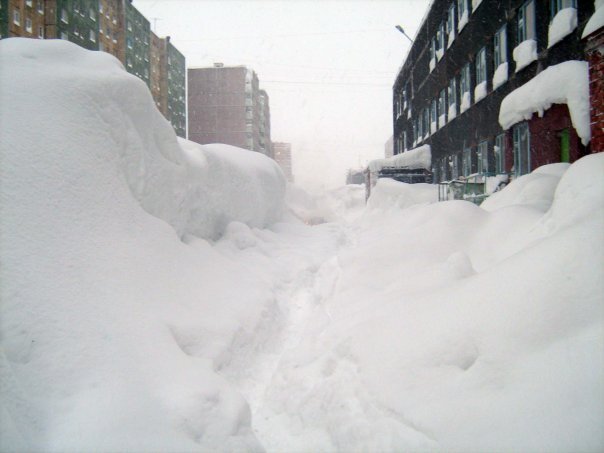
[498,60,591,145]
[368,145,432,173]
[581,4,604,39]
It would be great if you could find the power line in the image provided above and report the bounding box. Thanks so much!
[262,80,391,87]
[176,27,392,42]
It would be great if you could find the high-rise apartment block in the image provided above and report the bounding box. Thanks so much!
[1,0,186,137]
[273,142,293,182]
[188,65,273,156]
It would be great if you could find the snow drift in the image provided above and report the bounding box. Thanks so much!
[0,38,285,451]
[1,37,603,453]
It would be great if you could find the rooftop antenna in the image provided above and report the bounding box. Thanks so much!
[151,17,162,33]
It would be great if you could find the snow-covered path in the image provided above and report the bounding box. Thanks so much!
[216,221,353,450]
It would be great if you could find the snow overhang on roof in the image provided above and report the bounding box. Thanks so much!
[498,60,591,145]
[368,145,432,173]
[581,4,604,39]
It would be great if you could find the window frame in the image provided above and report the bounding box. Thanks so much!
[513,122,531,176]
[517,0,536,43]
[475,47,487,85]
[494,25,507,67]
[495,133,506,174]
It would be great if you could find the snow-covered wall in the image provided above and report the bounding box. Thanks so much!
[498,60,591,145]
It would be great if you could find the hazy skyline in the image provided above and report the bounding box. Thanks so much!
[135,0,430,191]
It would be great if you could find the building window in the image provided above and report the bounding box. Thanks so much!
[423,108,430,138]
[26,0,32,7]
[550,0,576,17]
[99,2,103,13]
[127,37,133,49]
[89,30,96,42]
[413,120,418,144]
[477,140,490,173]
[435,23,445,59]
[463,146,473,177]
[439,89,447,125]
[446,3,456,44]
[475,47,487,102]
[495,133,506,173]
[494,25,507,67]
[38,25,43,38]
[517,0,536,42]
[457,0,469,30]
[127,21,132,31]
[448,77,457,119]
[475,47,486,85]
[513,122,530,176]
[13,9,20,26]
[460,63,471,112]
[37,0,43,14]
[61,31,68,40]
[90,7,96,20]
[61,8,68,23]
[431,99,438,132]
[24,17,32,33]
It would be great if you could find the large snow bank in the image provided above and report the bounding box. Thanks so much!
[0,38,286,451]
[0,38,284,242]
[366,179,438,211]
[368,145,431,172]
[253,154,604,451]
[499,60,590,145]
[481,163,570,212]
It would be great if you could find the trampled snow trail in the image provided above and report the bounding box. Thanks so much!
[216,221,352,450]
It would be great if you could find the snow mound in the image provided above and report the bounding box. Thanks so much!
[499,60,590,145]
[481,163,570,212]
[259,154,604,451]
[582,3,604,38]
[0,38,286,451]
[367,179,438,211]
[1,38,284,242]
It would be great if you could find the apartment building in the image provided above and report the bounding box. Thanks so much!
[393,0,597,193]
[273,142,293,182]
[1,0,186,137]
[188,65,273,157]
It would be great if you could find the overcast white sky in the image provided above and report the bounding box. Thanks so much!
[135,0,430,192]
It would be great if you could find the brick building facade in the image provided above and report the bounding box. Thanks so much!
[273,142,293,182]
[188,65,273,156]
[0,0,186,137]
[583,11,604,152]
[393,0,597,190]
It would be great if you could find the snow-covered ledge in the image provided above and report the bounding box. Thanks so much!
[460,91,471,113]
[498,60,590,145]
[581,4,604,39]
[474,81,487,103]
[448,103,457,121]
[493,62,508,90]
[458,11,469,32]
[429,58,436,72]
[368,145,432,173]
[513,39,538,72]
[548,8,578,48]
[472,0,483,11]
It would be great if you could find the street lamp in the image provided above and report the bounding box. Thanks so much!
[395,25,414,44]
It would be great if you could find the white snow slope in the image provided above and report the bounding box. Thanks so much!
[2,38,603,452]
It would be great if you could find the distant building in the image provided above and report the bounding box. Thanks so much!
[384,135,394,158]
[393,0,599,201]
[258,89,273,157]
[188,65,273,157]
[1,0,186,137]
[273,142,293,182]
[346,169,365,185]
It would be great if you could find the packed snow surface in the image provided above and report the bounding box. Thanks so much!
[2,38,604,452]
[474,80,487,103]
[499,60,591,145]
